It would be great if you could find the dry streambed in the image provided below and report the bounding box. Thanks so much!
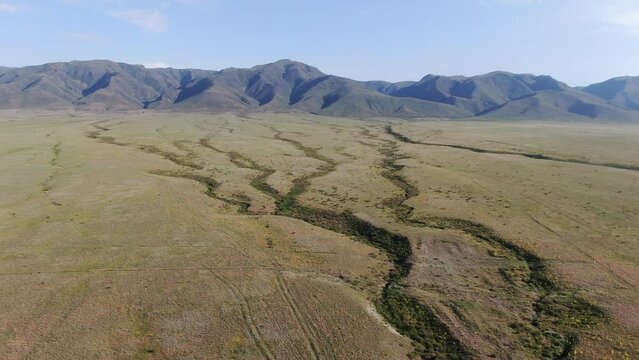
[385,125,639,172]
[377,140,605,358]
[86,121,469,358]
[79,115,627,359]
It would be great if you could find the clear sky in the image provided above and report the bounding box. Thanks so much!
[1,0,638,86]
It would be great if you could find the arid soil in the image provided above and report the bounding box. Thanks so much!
[0,111,637,359]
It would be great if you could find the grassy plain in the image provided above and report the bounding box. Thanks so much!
[0,111,637,359]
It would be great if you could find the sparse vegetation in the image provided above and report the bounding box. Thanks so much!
[385,125,639,172]
[377,138,607,358]
[232,129,471,359]
[1,112,637,359]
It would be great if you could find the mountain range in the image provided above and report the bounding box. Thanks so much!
[1,59,638,121]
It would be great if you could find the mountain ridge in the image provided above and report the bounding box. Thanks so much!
[1,59,637,121]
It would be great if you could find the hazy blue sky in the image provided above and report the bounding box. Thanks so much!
[1,0,638,85]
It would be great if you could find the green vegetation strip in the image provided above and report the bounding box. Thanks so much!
[385,125,639,172]
[207,131,472,359]
[85,127,250,213]
[147,170,251,214]
[86,128,468,358]
[379,142,606,359]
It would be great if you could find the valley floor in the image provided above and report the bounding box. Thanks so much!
[0,111,637,359]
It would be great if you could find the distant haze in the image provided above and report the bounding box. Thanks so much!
[1,0,639,86]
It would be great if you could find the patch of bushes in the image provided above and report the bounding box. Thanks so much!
[380,285,470,359]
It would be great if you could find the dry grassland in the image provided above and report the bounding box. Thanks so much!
[0,111,637,359]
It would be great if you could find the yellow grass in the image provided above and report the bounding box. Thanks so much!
[0,110,637,358]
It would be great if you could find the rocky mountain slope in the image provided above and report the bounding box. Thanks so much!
[583,76,639,112]
[1,59,637,121]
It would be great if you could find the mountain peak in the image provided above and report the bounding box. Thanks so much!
[584,76,639,111]
[271,59,300,65]
[252,59,324,73]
